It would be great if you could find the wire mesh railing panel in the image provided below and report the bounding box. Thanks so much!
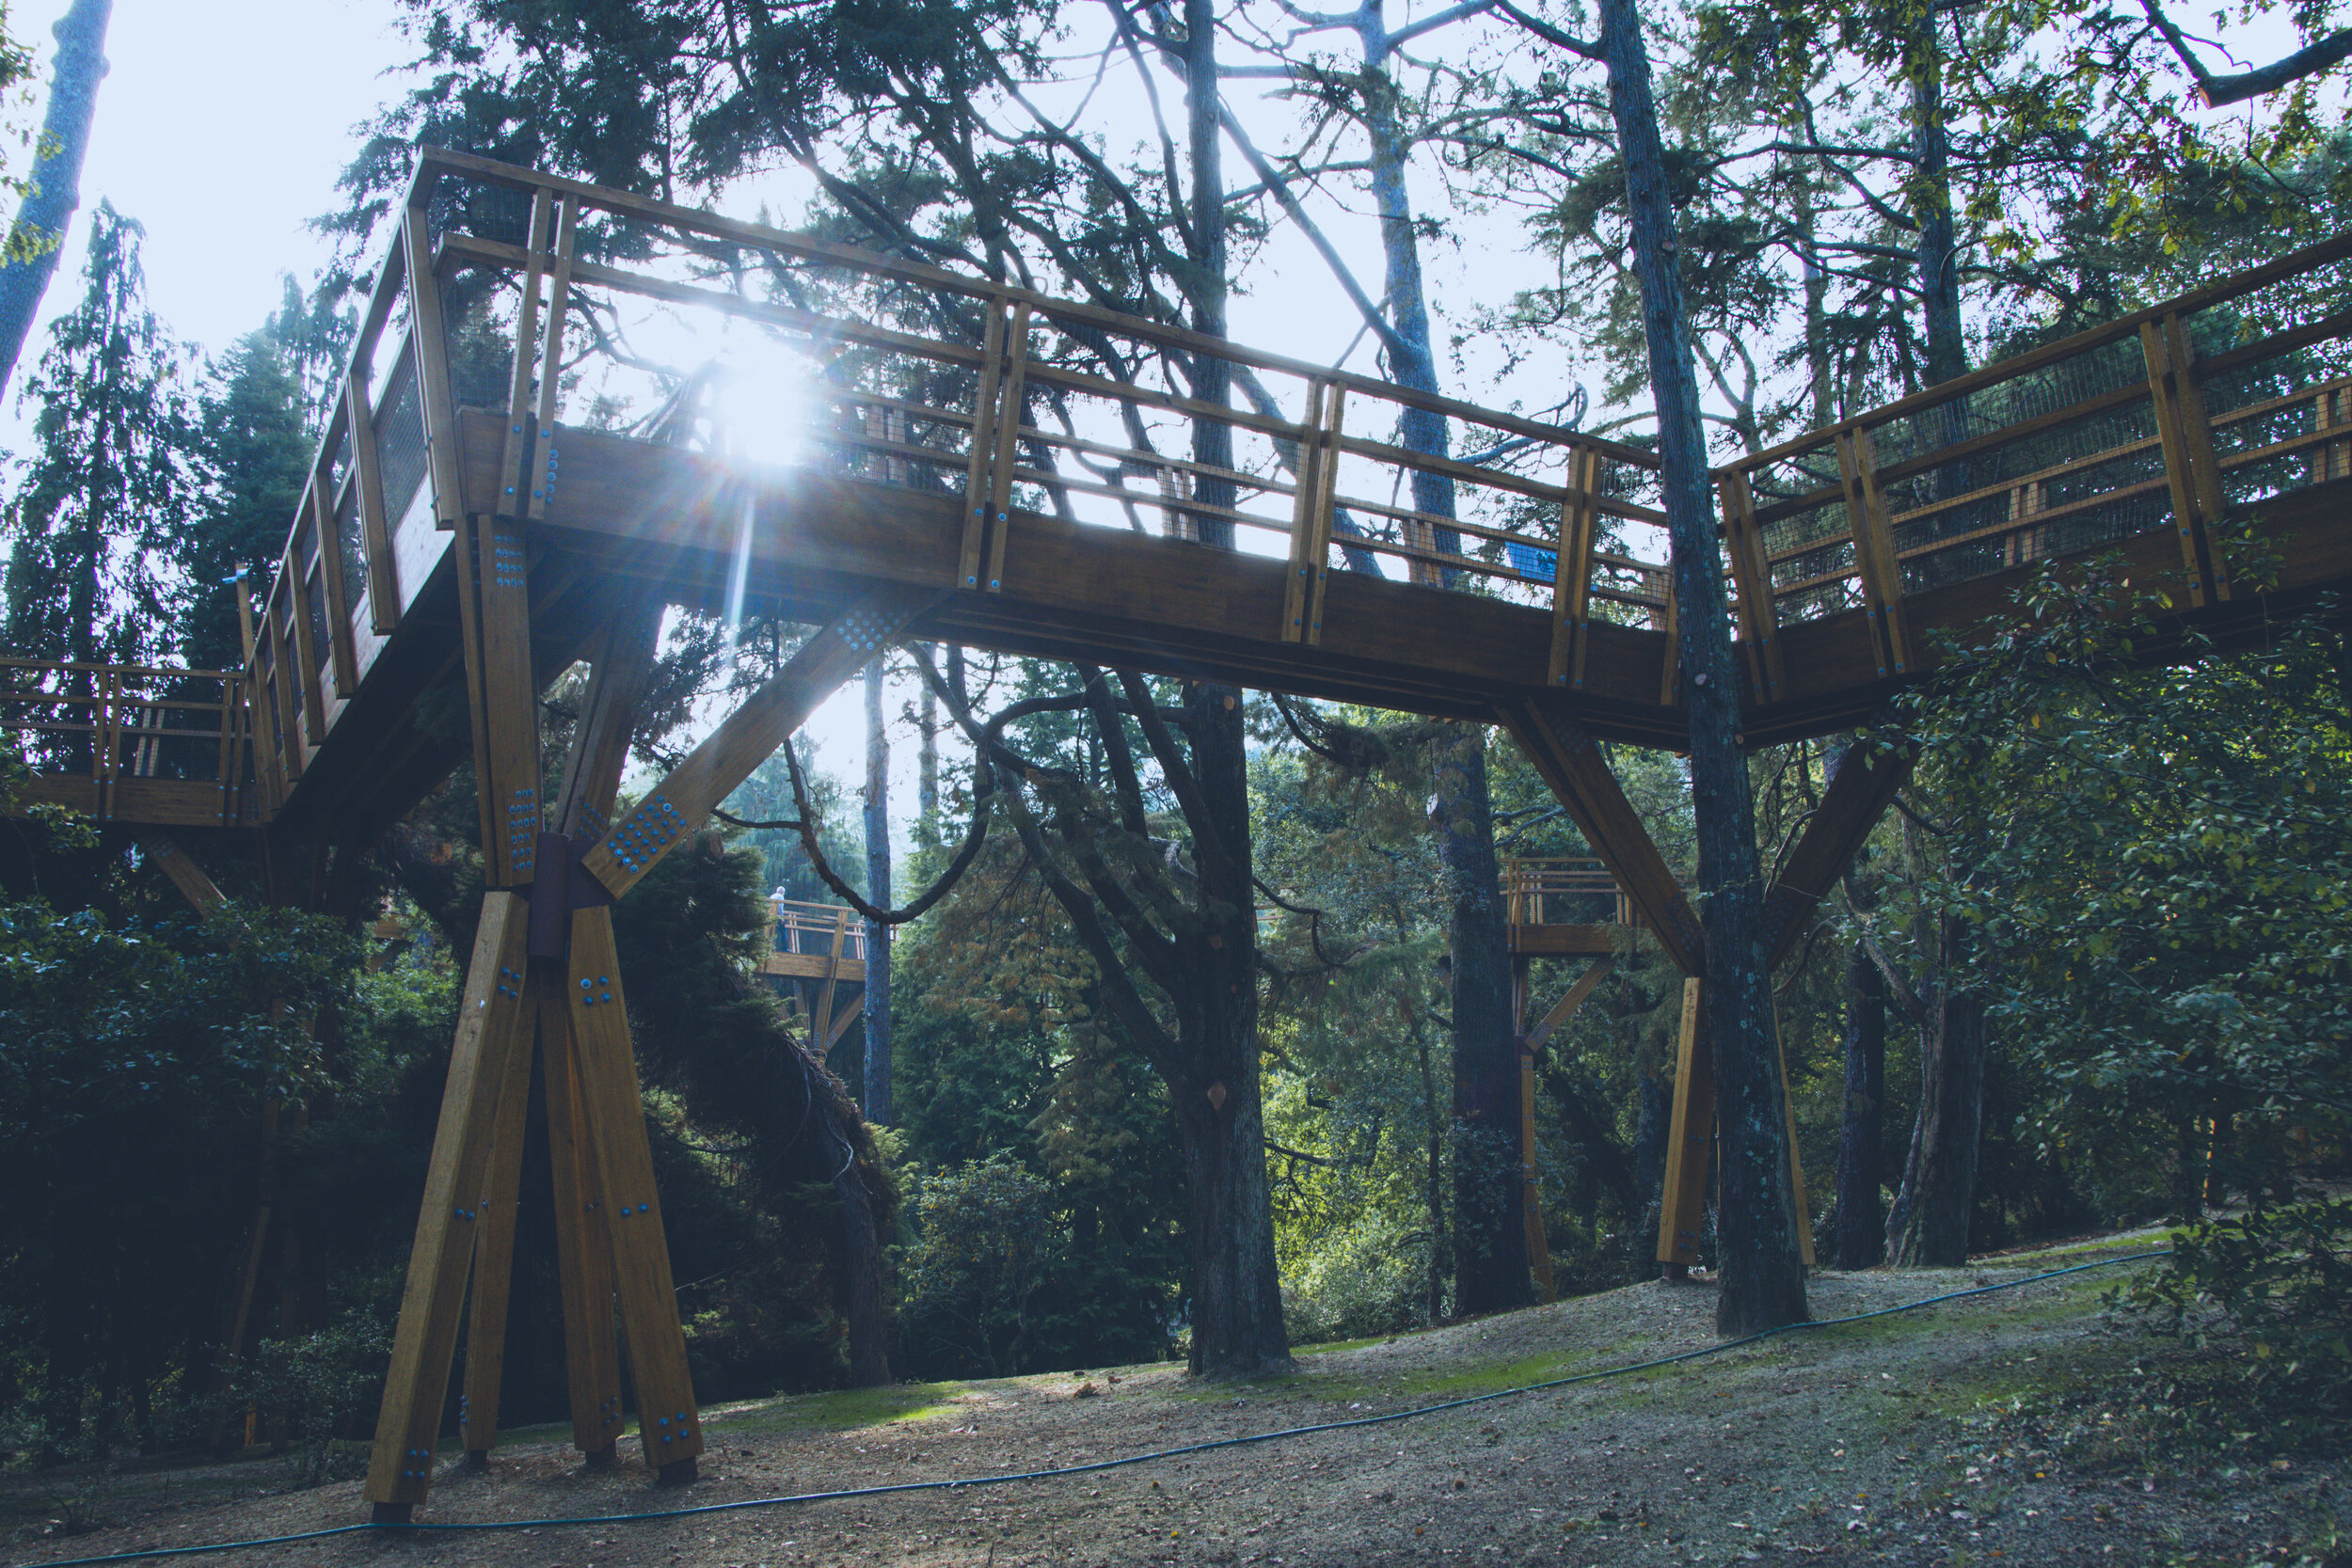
[373,347,429,527]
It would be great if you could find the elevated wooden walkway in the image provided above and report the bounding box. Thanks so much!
[5,148,2344,1513]
[763,895,867,1056]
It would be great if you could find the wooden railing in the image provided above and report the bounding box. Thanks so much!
[0,658,248,824]
[13,151,2352,832]
[768,896,868,964]
[1502,856,1640,928]
[1717,230,2352,703]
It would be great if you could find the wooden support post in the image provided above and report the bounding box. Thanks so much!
[1656,568,1681,706]
[1656,977,1713,1269]
[140,834,228,914]
[567,905,704,1478]
[402,203,466,531]
[363,893,533,1515]
[981,303,1033,594]
[821,985,866,1055]
[1835,425,1914,678]
[2142,311,2231,607]
[1720,467,1783,703]
[582,585,936,900]
[1548,445,1601,688]
[554,595,665,843]
[264,600,304,784]
[539,992,623,1463]
[957,302,1008,591]
[456,509,542,888]
[345,366,402,634]
[1498,700,1704,976]
[459,983,536,1461]
[1761,736,1915,971]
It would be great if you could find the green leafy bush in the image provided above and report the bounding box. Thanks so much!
[2127,1196,2352,1444]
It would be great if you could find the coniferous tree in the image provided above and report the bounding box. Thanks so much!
[178,316,313,673]
[3,202,189,683]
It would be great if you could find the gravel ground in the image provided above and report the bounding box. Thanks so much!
[5,1236,2342,1568]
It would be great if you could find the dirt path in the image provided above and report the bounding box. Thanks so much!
[6,1236,2341,1568]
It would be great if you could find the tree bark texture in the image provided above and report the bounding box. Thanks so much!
[1832,940,1886,1270]
[1884,912,1985,1265]
[0,0,110,402]
[1595,0,1807,1334]
[862,657,892,1125]
[1174,679,1289,1373]
[1437,727,1527,1314]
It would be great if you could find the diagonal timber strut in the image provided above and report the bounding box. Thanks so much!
[581,585,940,900]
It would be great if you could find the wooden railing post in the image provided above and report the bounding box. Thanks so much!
[310,480,359,699]
[528,196,580,522]
[981,303,1033,594]
[345,366,400,634]
[1719,467,1783,703]
[1282,379,1344,644]
[1548,444,1601,688]
[1834,424,1914,678]
[958,300,1008,591]
[2141,310,2230,607]
[498,188,556,518]
[400,201,465,531]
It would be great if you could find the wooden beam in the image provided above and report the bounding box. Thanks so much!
[1497,700,1704,976]
[460,513,543,888]
[363,892,533,1513]
[2142,311,2231,607]
[140,834,227,914]
[1525,954,1615,1053]
[500,188,556,517]
[1655,977,1712,1268]
[1720,467,1784,703]
[1836,425,1915,678]
[553,594,665,842]
[538,992,623,1460]
[812,905,850,1054]
[459,985,536,1458]
[566,906,704,1475]
[821,986,866,1055]
[581,585,936,899]
[1280,378,1330,644]
[1761,736,1915,971]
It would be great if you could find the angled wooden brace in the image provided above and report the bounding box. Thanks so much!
[364,893,533,1517]
[1762,736,1915,971]
[540,991,624,1464]
[1656,977,1713,1268]
[582,585,938,900]
[1496,698,1705,977]
[140,835,227,914]
[567,905,704,1476]
[554,595,667,844]
[459,980,535,1463]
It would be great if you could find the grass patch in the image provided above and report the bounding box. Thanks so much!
[712,1381,977,1438]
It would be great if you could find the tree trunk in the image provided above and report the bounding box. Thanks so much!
[861,657,892,1125]
[1905,22,1967,392]
[1182,0,1232,546]
[917,658,940,847]
[1832,940,1886,1270]
[835,1163,893,1386]
[1413,1006,1449,1321]
[1177,678,1289,1374]
[1437,726,1526,1313]
[1594,0,1807,1335]
[0,0,111,402]
[1885,912,1985,1265]
[1354,27,1523,1310]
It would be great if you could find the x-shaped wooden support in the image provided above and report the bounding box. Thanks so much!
[363,483,936,1518]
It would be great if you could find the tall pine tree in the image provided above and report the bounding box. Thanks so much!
[4,202,188,674]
